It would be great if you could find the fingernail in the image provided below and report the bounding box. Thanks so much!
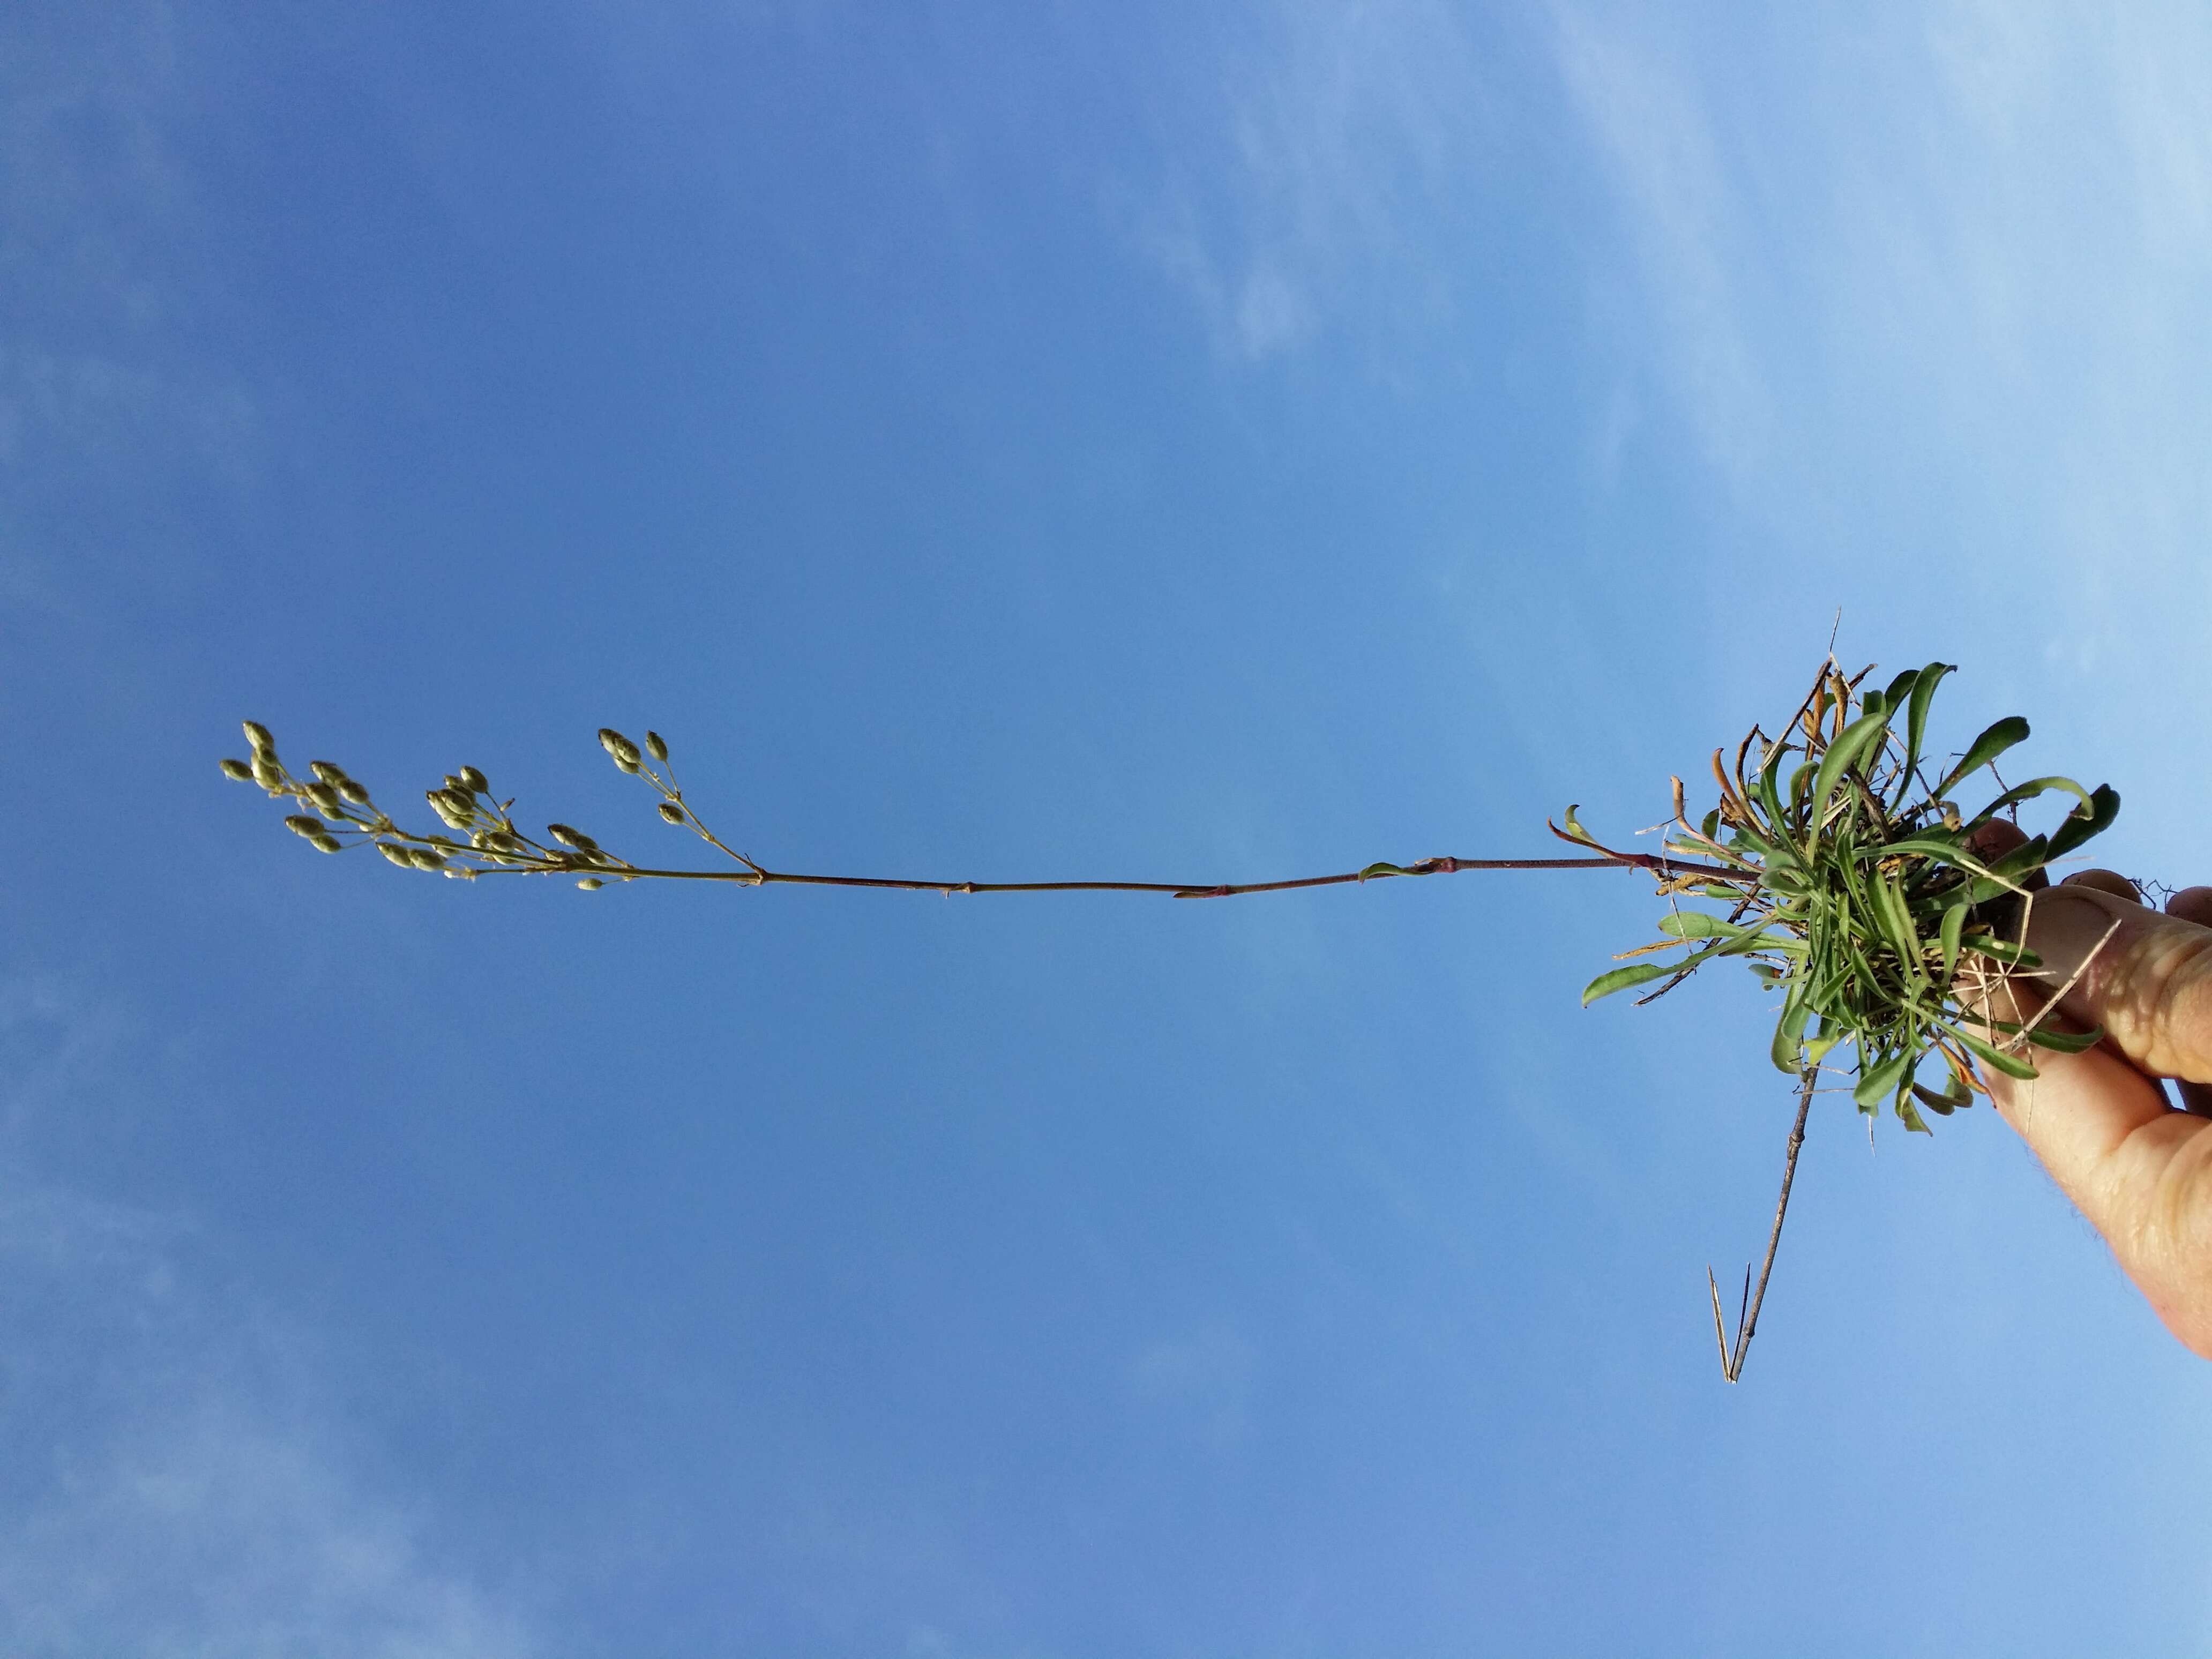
[2021,890,2123,983]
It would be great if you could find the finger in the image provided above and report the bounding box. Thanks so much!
[1978,978,2212,1355]
[2172,893,2212,1114]
[2061,869,2144,903]
[2015,885,2212,1084]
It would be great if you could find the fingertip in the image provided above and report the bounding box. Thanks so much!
[2168,886,2212,929]
[2062,869,2144,904]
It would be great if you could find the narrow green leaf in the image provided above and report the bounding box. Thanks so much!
[1882,667,1921,711]
[1657,911,1736,939]
[1855,1048,1915,1110]
[1939,901,1967,980]
[1941,1021,2041,1080]
[2026,1023,2105,1054]
[1772,985,1812,1073]
[1899,661,1954,801]
[1935,714,2030,797]
[1561,805,1594,845]
[1912,1077,1969,1116]
[1958,933,2044,970]
[1964,775,2095,831]
[1876,836,1974,866]
[1357,862,1410,880]
[2046,783,2121,862]
[1896,1096,1933,1134]
[1812,708,1894,823]
[1581,962,1675,1007]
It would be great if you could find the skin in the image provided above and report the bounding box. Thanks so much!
[1967,821,2212,1357]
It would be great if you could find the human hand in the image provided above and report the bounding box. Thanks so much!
[1968,820,2212,1356]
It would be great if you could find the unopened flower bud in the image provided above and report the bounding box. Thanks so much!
[251,755,284,790]
[657,802,685,825]
[310,761,347,786]
[221,758,255,781]
[427,789,474,829]
[243,721,276,757]
[458,766,489,794]
[310,833,342,853]
[305,783,344,816]
[645,731,668,763]
[444,866,477,880]
[378,842,414,868]
[599,728,642,769]
[338,778,373,806]
[547,823,599,852]
[284,814,326,837]
[577,877,604,891]
[408,847,446,871]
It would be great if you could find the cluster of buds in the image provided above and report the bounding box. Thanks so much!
[222,720,657,890]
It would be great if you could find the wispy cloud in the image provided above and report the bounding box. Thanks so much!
[0,980,536,1658]
[1120,3,1490,360]
[1552,1,2212,621]
[0,6,262,615]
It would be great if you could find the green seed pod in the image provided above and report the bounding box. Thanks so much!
[337,778,373,806]
[657,802,685,824]
[305,782,344,816]
[243,721,277,757]
[645,731,668,763]
[577,877,604,891]
[444,865,477,880]
[251,754,285,790]
[427,790,474,829]
[284,814,326,837]
[221,758,255,782]
[408,847,446,871]
[378,842,414,868]
[458,766,489,795]
[310,761,348,786]
[309,833,343,853]
[547,823,599,851]
[599,728,643,768]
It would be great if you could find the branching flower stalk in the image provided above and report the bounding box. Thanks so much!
[224,659,2122,1382]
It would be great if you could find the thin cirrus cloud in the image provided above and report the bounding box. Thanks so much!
[0,983,536,1658]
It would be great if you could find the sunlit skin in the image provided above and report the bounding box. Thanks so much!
[1971,820,2212,1357]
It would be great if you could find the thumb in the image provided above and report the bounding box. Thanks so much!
[2018,883,2212,1085]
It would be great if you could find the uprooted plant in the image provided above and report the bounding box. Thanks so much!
[223,656,2123,1381]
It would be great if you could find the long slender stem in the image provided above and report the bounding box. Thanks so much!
[1712,1066,1817,1382]
[547,850,1758,898]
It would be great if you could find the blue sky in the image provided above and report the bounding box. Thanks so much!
[6,4,2212,1654]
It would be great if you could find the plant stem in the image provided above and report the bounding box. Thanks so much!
[556,851,1758,898]
[1711,1066,1817,1382]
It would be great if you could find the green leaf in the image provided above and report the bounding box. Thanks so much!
[1657,910,1737,939]
[1912,1075,1969,1115]
[1941,1021,2041,1080]
[1939,901,1967,980]
[1896,1095,1933,1134]
[1882,667,1922,711]
[1966,775,2096,831]
[1561,805,1595,845]
[1957,932,2043,969]
[1876,836,1973,866]
[1772,985,1813,1072]
[2026,1023,2105,1054]
[2046,783,2121,862]
[1357,862,1410,880]
[1581,962,1675,1006]
[1935,715,2030,797]
[1854,1048,1915,1110]
[1899,661,1954,801]
[1812,707,1895,823]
